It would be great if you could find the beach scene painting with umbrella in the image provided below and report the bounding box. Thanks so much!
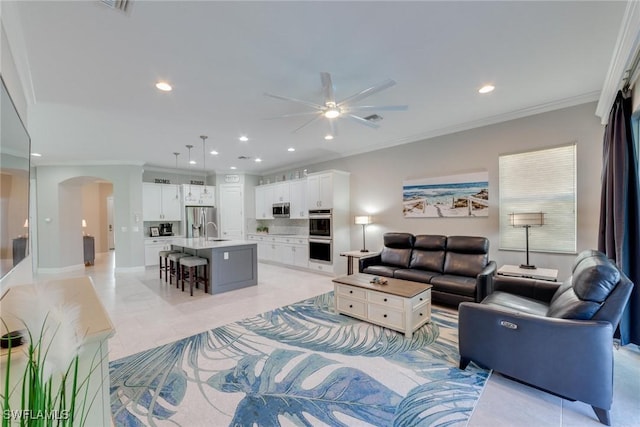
[403,171,489,218]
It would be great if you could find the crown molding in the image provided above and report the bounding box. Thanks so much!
[595,0,640,124]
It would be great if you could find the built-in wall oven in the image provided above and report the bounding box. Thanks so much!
[309,209,332,263]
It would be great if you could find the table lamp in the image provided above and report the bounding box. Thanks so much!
[354,216,372,252]
[509,212,544,269]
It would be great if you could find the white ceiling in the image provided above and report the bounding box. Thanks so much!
[5,1,626,175]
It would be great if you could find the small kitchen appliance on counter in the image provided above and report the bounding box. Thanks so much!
[159,223,173,236]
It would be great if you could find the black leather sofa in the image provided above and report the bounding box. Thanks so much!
[359,233,496,306]
[458,250,633,425]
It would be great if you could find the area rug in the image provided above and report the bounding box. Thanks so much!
[109,292,489,426]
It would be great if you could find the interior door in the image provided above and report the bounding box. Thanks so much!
[107,196,115,250]
[220,184,243,240]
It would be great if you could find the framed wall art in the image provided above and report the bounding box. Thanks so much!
[402,171,489,218]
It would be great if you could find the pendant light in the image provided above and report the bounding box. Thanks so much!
[173,152,180,199]
[186,144,194,197]
[200,135,208,194]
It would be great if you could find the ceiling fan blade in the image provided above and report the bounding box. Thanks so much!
[338,78,397,107]
[264,92,325,110]
[264,111,320,120]
[347,114,380,129]
[292,113,323,133]
[328,119,338,137]
[320,72,335,106]
[346,105,409,112]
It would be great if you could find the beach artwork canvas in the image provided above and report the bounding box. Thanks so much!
[403,171,489,218]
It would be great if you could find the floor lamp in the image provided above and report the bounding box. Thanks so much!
[354,216,372,252]
[509,212,544,269]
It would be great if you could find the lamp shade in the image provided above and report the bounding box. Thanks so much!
[354,215,372,225]
[509,212,544,227]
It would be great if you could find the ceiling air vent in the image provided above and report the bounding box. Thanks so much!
[238,155,251,160]
[364,114,383,122]
[100,0,131,12]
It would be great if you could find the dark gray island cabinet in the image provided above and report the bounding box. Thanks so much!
[170,238,257,294]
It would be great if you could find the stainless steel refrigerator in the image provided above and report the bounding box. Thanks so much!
[185,206,217,238]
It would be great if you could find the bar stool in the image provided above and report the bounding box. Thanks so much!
[158,250,179,282]
[167,252,190,286]
[179,256,209,296]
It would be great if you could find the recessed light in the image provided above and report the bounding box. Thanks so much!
[230,166,237,170]
[155,81,172,92]
[189,160,196,165]
[239,136,249,142]
[324,109,340,119]
[324,134,334,141]
[288,147,295,152]
[255,157,262,162]
[478,84,495,94]
[210,150,219,155]
[31,153,42,157]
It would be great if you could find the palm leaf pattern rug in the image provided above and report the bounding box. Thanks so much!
[110,292,489,426]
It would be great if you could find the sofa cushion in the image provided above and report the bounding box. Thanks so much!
[394,269,440,284]
[409,235,446,272]
[379,232,414,268]
[442,236,489,277]
[362,265,397,278]
[430,274,477,298]
[572,255,620,303]
[547,288,602,320]
[482,291,549,316]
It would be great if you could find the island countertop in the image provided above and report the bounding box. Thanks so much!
[170,237,255,250]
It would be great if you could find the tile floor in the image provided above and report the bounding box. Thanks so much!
[37,251,640,426]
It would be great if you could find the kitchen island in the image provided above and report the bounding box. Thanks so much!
[170,238,258,294]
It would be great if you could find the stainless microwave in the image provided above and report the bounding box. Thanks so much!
[272,202,290,218]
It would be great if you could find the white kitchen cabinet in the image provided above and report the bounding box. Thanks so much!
[289,179,307,219]
[273,182,290,203]
[144,238,174,266]
[183,184,215,206]
[143,183,181,221]
[255,185,275,219]
[248,234,307,268]
[306,172,334,209]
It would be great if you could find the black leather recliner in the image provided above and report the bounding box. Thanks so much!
[458,250,633,425]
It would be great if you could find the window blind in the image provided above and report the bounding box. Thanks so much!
[499,144,577,253]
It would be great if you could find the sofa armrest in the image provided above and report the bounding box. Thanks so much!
[359,253,382,272]
[493,275,560,303]
[475,260,497,301]
[458,302,614,410]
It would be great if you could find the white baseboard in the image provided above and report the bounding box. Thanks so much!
[37,264,85,275]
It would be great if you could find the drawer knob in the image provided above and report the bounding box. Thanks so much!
[383,298,387,302]
[419,313,423,317]
[349,304,353,308]
[349,290,353,294]
[383,314,387,318]
[419,297,423,301]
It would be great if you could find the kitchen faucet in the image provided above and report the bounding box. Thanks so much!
[205,221,219,240]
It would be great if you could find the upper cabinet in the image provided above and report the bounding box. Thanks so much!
[255,185,275,219]
[289,179,307,219]
[306,172,334,209]
[143,183,182,221]
[273,182,290,203]
[183,184,216,206]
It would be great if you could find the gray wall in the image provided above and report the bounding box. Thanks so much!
[35,165,144,271]
[300,102,603,278]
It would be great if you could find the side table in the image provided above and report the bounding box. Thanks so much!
[497,264,558,282]
[340,250,379,275]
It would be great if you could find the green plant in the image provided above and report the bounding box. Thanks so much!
[1,288,98,427]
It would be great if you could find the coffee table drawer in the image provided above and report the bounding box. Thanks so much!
[337,296,367,317]
[412,290,431,309]
[368,305,404,330]
[412,304,431,329]
[368,291,403,309]
[336,284,366,300]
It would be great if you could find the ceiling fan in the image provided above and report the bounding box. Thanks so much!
[264,72,408,137]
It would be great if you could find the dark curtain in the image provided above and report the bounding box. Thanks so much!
[598,89,640,345]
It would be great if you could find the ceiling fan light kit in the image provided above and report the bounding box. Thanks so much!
[265,72,407,137]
